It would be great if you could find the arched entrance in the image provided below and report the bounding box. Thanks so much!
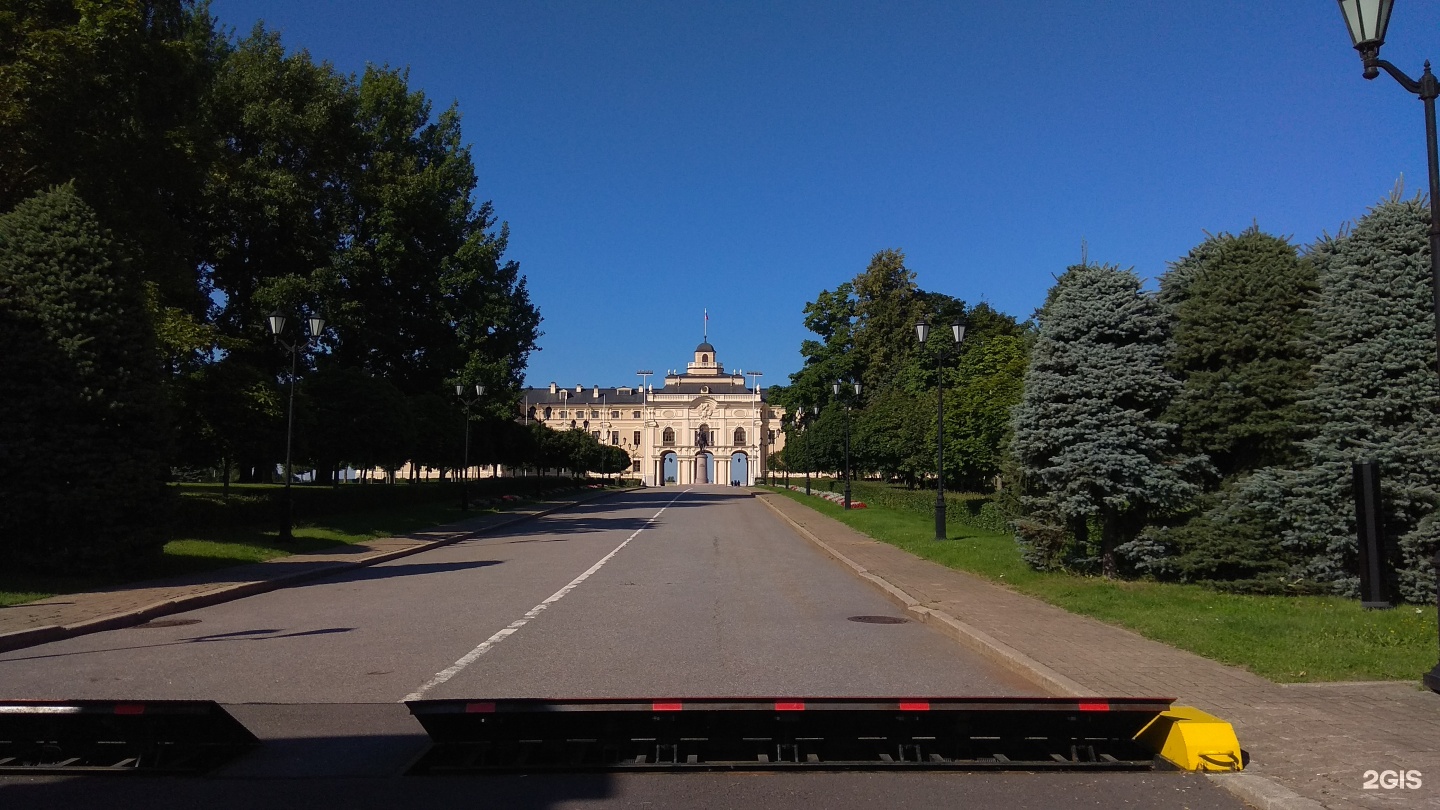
[660,451,678,485]
[730,451,749,486]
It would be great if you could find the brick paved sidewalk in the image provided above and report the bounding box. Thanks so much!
[757,492,1439,810]
[0,489,621,654]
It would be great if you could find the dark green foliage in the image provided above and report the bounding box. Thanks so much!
[1126,477,1310,594]
[1009,264,1206,577]
[842,480,1008,533]
[853,388,927,485]
[1283,194,1440,602]
[943,330,1029,491]
[1162,228,1318,476]
[0,0,214,315]
[781,250,1027,493]
[852,249,924,398]
[0,5,551,566]
[1126,229,1320,589]
[299,367,415,478]
[0,184,170,573]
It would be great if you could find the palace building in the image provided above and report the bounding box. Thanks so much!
[522,341,786,486]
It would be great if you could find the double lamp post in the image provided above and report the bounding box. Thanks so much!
[456,384,485,511]
[1336,0,1440,692]
[832,379,861,509]
[916,316,967,541]
[267,309,327,542]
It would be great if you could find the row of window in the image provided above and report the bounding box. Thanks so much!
[659,427,748,446]
[540,408,640,419]
[524,409,770,448]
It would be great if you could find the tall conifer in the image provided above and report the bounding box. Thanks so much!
[1010,264,1205,576]
[0,184,170,573]
[1283,193,1440,601]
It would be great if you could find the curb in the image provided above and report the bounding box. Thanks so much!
[1205,773,1328,810]
[0,487,636,655]
[754,492,1331,810]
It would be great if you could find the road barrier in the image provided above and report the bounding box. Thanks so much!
[0,695,1244,775]
[405,696,1242,773]
[0,700,258,774]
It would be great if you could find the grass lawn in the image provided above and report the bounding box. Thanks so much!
[0,498,493,608]
[767,486,1439,683]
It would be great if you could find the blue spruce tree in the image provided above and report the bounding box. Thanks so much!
[1010,263,1206,577]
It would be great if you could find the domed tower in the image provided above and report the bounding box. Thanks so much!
[688,340,721,376]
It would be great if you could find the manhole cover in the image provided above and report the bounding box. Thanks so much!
[130,618,201,629]
[847,615,909,624]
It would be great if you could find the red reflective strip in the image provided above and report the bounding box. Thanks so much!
[652,702,683,712]
[899,701,930,711]
[465,702,497,714]
[113,703,145,716]
[1078,701,1110,712]
[775,702,805,711]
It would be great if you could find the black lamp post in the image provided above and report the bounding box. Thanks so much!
[456,383,485,511]
[916,316,968,540]
[806,404,818,496]
[833,379,862,509]
[1337,0,1440,693]
[267,309,326,541]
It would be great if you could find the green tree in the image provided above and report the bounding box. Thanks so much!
[943,331,1029,492]
[0,184,170,573]
[853,388,927,486]
[1282,193,1440,601]
[0,0,214,315]
[1162,228,1318,476]
[787,281,858,408]
[1009,263,1205,577]
[852,248,923,398]
[1127,229,1320,591]
[299,367,414,481]
[200,25,356,340]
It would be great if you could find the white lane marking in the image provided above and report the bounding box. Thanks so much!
[402,489,690,702]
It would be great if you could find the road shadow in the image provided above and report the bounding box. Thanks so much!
[318,559,503,585]
[0,627,359,664]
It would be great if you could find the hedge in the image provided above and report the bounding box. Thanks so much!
[798,478,1008,534]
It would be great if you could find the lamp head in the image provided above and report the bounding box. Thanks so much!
[1337,0,1393,77]
[915,317,930,344]
[953,318,968,344]
[306,314,326,338]
[267,310,287,337]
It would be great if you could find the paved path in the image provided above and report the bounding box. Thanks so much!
[3,485,1428,809]
[755,491,1439,810]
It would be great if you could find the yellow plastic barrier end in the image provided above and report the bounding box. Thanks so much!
[1133,705,1245,772]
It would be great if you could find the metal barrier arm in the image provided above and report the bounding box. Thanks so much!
[405,696,1200,773]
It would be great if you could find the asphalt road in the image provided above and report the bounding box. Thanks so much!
[0,486,1249,808]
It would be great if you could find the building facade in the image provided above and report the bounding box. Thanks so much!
[522,341,786,486]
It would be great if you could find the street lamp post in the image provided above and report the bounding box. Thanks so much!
[1336,0,1440,693]
[833,379,862,510]
[267,309,326,541]
[806,404,818,496]
[916,316,968,540]
[456,384,485,511]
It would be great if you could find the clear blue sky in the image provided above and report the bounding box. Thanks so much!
[211,0,1440,392]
